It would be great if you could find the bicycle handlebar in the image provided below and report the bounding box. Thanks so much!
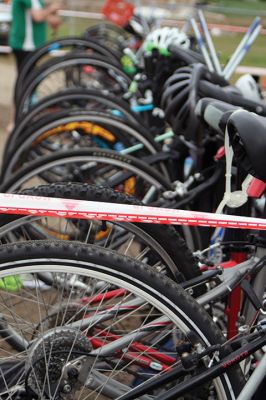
[199,81,266,115]
[169,45,204,65]
[195,98,239,134]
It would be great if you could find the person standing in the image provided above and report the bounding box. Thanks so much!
[9,0,62,72]
[6,0,62,133]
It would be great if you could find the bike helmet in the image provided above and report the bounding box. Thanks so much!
[141,32,201,107]
[161,63,230,141]
[161,63,207,141]
[143,27,190,56]
[235,74,262,102]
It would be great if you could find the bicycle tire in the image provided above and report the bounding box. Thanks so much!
[15,37,121,103]
[16,53,133,116]
[0,149,201,251]
[14,87,142,126]
[0,182,201,285]
[0,240,244,398]
[3,110,162,179]
[84,22,134,57]
[0,147,172,194]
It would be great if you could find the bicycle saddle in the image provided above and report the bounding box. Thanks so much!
[227,110,266,182]
[196,98,266,182]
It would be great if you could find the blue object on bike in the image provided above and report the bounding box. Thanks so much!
[111,110,123,117]
[114,142,125,152]
[131,104,154,113]
[48,43,61,52]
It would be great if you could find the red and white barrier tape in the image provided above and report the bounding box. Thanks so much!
[0,193,265,230]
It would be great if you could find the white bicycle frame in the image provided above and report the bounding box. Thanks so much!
[190,11,262,79]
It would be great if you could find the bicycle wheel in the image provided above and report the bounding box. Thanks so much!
[2,146,202,250]
[16,53,133,116]
[0,182,201,285]
[84,22,135,57]
[7,89,145,171]
[0,149,201,251]
[0,148,172,199]
[0,240,243,399]
[3,110,162,180]
[14,88,141,126]
[15,37,121,103]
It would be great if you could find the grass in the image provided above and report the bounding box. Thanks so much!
[212,32,266,68]
[209,0,266,11]
[195,1,266,71]
[48,17,102,40]
[206,0,266,24]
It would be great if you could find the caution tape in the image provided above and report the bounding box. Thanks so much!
[0,193,265,230]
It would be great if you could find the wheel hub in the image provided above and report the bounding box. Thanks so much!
[25,327,92,399]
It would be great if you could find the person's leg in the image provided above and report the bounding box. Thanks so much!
[6,49,33,134]
[13,49,32,73]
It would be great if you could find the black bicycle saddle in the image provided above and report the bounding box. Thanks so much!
[227,110,266,182]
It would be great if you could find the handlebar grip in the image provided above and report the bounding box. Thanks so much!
[195,99,223,134]
[196,98,239,134]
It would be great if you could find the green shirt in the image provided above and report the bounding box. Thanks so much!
[9,0,47,51]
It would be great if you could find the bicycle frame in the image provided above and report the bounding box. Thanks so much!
[57,247,266,400]
[110,246,266,399]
